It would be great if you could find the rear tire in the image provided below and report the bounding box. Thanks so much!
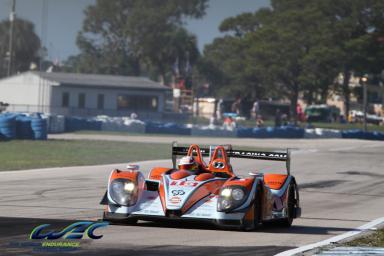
[280,183,295,227]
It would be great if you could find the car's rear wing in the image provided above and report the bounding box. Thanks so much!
[171,142,291,175]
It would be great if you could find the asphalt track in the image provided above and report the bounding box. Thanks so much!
[0,135,383,255]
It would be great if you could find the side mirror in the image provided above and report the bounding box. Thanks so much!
[126,164,139,171]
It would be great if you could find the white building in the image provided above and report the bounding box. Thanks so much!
[0,71,172,119]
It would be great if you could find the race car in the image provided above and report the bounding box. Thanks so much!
[100,143,301,230]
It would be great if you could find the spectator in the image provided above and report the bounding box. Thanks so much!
[216,99,224,120]
[275,109,282,127]
[231,98,242,115]
[297,103,305,122]
[250,100,260,120]
[223,116,236,131]
[256,114,264,127]
[281,113,288,126]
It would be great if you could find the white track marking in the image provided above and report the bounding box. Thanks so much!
[275,217,384,256]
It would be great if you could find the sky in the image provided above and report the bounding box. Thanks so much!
[0,0,270,62]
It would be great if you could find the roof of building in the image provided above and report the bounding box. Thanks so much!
[31,71,170,90]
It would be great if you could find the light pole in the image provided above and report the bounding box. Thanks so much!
[361,75,368,132]
[7,0,16,76]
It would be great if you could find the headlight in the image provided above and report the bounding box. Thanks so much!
[124,182,135,192]
[217,186,248,212]
[109,178,138,206]
[232,188,245,201]
[221,188,232,197]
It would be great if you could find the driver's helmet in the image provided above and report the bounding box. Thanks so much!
[178,156,199,172]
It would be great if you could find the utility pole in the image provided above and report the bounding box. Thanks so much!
[7,0,16,76]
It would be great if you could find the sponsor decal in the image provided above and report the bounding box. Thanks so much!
[170,180,199,187]
[231,150,287,159]
[171,190,185,196]
[6,221,109,253]
[169,196,182,204]
[30,221,109,240]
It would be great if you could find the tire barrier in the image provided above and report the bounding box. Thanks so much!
[2,112,382,141]
[191,126,237,137]
[341,129,384,141]
[99,119,145,133]
[304,128,342,139]
[65,117,102,132]
[0,114,16,140]
[16,115,33,139]
[0,113,47,140]
[47,115,66,133]
[145,122,191,135]
[236,127,254,138]
[237,126,305,139]
[31,117,48,140]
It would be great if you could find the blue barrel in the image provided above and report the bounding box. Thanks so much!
[31,117,47,140]
[0,114,17,140]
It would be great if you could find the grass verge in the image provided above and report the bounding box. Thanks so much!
[344,228,384,247]
[0,140,170,171]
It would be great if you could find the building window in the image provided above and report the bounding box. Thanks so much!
[117,95,158,111]
[62,92,69,107]
[78,93,86,109]
[97,94,104,110]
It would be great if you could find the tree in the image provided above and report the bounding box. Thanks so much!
[0,18,41,77]
[313,0,384,117]
[201,0,384,121]
[68,0,207,83]
[199,9,271,99]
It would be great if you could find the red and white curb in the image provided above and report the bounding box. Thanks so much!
[275,217,384,256]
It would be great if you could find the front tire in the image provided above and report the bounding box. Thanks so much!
[102,211,138,225]
[240,187,262,231]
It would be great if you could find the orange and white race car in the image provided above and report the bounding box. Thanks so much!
[100,143,301,230]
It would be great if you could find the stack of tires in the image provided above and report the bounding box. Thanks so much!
[0,113,48,140]
[16,115,33,139]
[0,114,16,140]
[31,115,48,140]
